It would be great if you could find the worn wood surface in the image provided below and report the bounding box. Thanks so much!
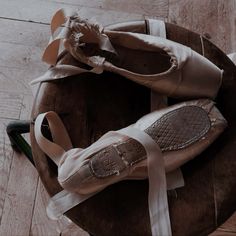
[210,211,236,235]
[168,0,236,54]
[0,0,236,235]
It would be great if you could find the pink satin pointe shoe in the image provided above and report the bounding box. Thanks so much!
[34,99,227,195]
[60,16,223,99]
[36,10,223,100]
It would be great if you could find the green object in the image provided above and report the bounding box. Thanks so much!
[6,120,34,166]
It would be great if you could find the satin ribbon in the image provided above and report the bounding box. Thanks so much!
[34,111,185,235]
[118,127,172,236]
[42,9,116,66]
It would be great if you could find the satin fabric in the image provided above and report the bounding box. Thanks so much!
[34,111,182,235]
[31,9,223,100]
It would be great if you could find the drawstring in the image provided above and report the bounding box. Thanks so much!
[34,111,73,165]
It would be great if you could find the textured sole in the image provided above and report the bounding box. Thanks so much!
[89,105,211,178]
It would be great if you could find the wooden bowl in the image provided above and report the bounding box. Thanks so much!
[30,21,236,236]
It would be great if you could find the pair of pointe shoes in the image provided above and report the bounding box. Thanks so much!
[35,14,227,195]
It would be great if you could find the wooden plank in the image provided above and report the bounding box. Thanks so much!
[210,231,236,236]
[20,94,34,120]
[210,209,236,235]
[0,0,63,24]
[61,222,89,236]
[0,42,48,94]
[46,0,168,17]
[0,91,23,120]
[191,0,234,53]
[77,7,144,25]
[0,41,46,70]
[214,211,236,234]
[0,119,14,222]
[0,19,49,95]
[0,18,50,47]
[0,91,38,236]
[30,179,89,236]
[30,181,59,236]
[229,0,236,53]
[0,66,47,96]
[168,0,236,53]
[216,0,236,53]
[0,1,152,24]
[0,10,145,47]
[168,0,193,28]
[168,0,218,39]
[0,86,26,226]
[0,152,38,236]
[191,1,218,38]
[20,94,34,146]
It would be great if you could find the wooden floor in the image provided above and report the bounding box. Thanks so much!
[0,0,235,235]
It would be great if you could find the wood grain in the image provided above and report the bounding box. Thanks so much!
[20,95,34,121]
[216,0,236,53]
[47,0,168,17]
[30,180,88,236]
[0,93,37,236]
[0,152,38,236]
[168,0,236,53]
[210,211,236,235]
[77,7,145,25]
[0,19,49,95]
[60,218,89,236]
[30,181,59,236]
[0,41,47,97]
[0,42,45,70]
[0,92,23,119]
[0,67,37,95]
[0,119,14,222]
[0,1,147,24]
[168,0,193,28]
[210,231,236,236]
[0,0,63,24]
[0,19,49,47]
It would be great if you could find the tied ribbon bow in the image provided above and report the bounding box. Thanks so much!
[42,9,117,67]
